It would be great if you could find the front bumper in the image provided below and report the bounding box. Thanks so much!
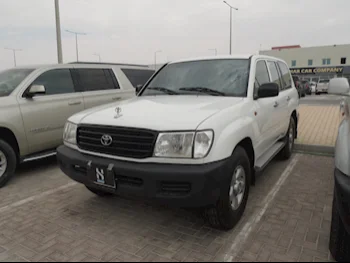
[334,168,350,233]
[57,145,232,208]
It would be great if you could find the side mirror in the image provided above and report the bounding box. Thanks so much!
[258,82,279,99]
[135,84,143,94]
[328,78,350,95]
[25,85,46,98]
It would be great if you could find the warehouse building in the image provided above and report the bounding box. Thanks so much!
[260,44,350,82]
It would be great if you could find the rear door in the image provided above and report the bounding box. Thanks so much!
[120,68,155,88]
[277,61,295,136]
[74,68,128,109]
[266,60,286,141]
[18,68,84,153]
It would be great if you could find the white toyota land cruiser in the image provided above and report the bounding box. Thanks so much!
[57,55,299,230]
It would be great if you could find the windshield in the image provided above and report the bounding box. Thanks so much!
[0,68,35,97]
[141,59,250,97]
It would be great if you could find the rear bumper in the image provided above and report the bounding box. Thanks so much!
[334,168,350,234]
[57,145,232,208]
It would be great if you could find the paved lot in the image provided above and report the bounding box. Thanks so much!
[296,104,341,147]
[0,154,335,262]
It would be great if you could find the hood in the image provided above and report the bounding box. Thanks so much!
[73,95,244,131]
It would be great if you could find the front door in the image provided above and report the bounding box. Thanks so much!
[17,69,84,154]
[253,60,281,158]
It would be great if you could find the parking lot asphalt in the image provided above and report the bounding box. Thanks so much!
[0,154,335,262]
[299,94,343,106]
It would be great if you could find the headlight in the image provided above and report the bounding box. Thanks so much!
[63,122,77,145]
[194,130,214,158]
[154,132,194,158]
[154,130,213,158]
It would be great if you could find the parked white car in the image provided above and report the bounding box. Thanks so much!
[57,55,299,230]
[316,79,330,95]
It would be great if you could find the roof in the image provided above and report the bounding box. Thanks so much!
[169,55,254,64]
[169,54,287,64]
[10,62,151,71]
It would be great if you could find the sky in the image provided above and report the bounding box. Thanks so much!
[0,0,350,70]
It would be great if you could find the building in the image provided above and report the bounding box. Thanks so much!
[260,44,350,82]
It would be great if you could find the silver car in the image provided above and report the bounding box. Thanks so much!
[327,77,350,261]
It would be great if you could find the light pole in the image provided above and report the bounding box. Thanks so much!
[4,48,22,67]
[154,50,162,70]
[55,0,63,64]
[209,48,218,56]
[66,29,87,62]
[223,1,238,55]
[93,53,101,62]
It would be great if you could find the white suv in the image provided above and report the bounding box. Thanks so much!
[57,55,299,230]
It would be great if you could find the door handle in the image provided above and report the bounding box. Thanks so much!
[112,97,122,101]
[274,101,279,108]
[68,101,82,106]
[287,96,291,102]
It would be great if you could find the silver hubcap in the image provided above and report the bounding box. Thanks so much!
[289,125,294,150]
[229,165,246,211]
[0,150,7,178]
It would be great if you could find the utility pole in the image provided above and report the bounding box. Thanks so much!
[223,1,238,55]
[93,53,101,62]
[209,48,218,56]
[55,0,63,63]
[66,29,87,62]
[4,48,22,67]
[154,50,162,70]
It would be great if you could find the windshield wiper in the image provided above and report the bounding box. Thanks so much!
[179,87,226,96]
[146,87,178,95]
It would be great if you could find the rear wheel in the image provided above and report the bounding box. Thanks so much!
[86,186,113,197]
[0,139,17,188]
[329,192,350,262]
[204,146,251,230]
[279,117,295,160]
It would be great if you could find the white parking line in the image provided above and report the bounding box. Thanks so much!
[0,182,77,214]
[224,154,299,262]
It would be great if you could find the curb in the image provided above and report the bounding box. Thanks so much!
[294,143,335,156]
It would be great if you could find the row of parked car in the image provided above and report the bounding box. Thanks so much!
[292,76,330,97]
[0,55,349,261]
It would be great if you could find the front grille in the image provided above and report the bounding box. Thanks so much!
[77,125,158,158]
[160,182,191,196]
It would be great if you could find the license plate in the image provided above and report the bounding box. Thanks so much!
[87,163,116,189]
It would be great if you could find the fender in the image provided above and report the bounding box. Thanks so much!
[204,116,257,163]
[335,118,350,176]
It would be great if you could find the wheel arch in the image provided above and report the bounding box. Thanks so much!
[0,127,20,161]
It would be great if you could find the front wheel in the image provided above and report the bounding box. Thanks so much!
[0,139,17,188]
[204,146,251,230]
[279,117,295,160]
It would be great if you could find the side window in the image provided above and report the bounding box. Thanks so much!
[277,62,292,90]
[267,61,282,91]
[76,69,120,91]
[31,69,75,95]
[254,61,270,98]
[121,69,155,88]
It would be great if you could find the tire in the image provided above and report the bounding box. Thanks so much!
[204,146,251,230]
[86,186,113,197]
[279,117,295,160]
[329,191,350,262]
[0,139,17,188]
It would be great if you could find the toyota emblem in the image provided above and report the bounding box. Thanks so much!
[101,134,113,146]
